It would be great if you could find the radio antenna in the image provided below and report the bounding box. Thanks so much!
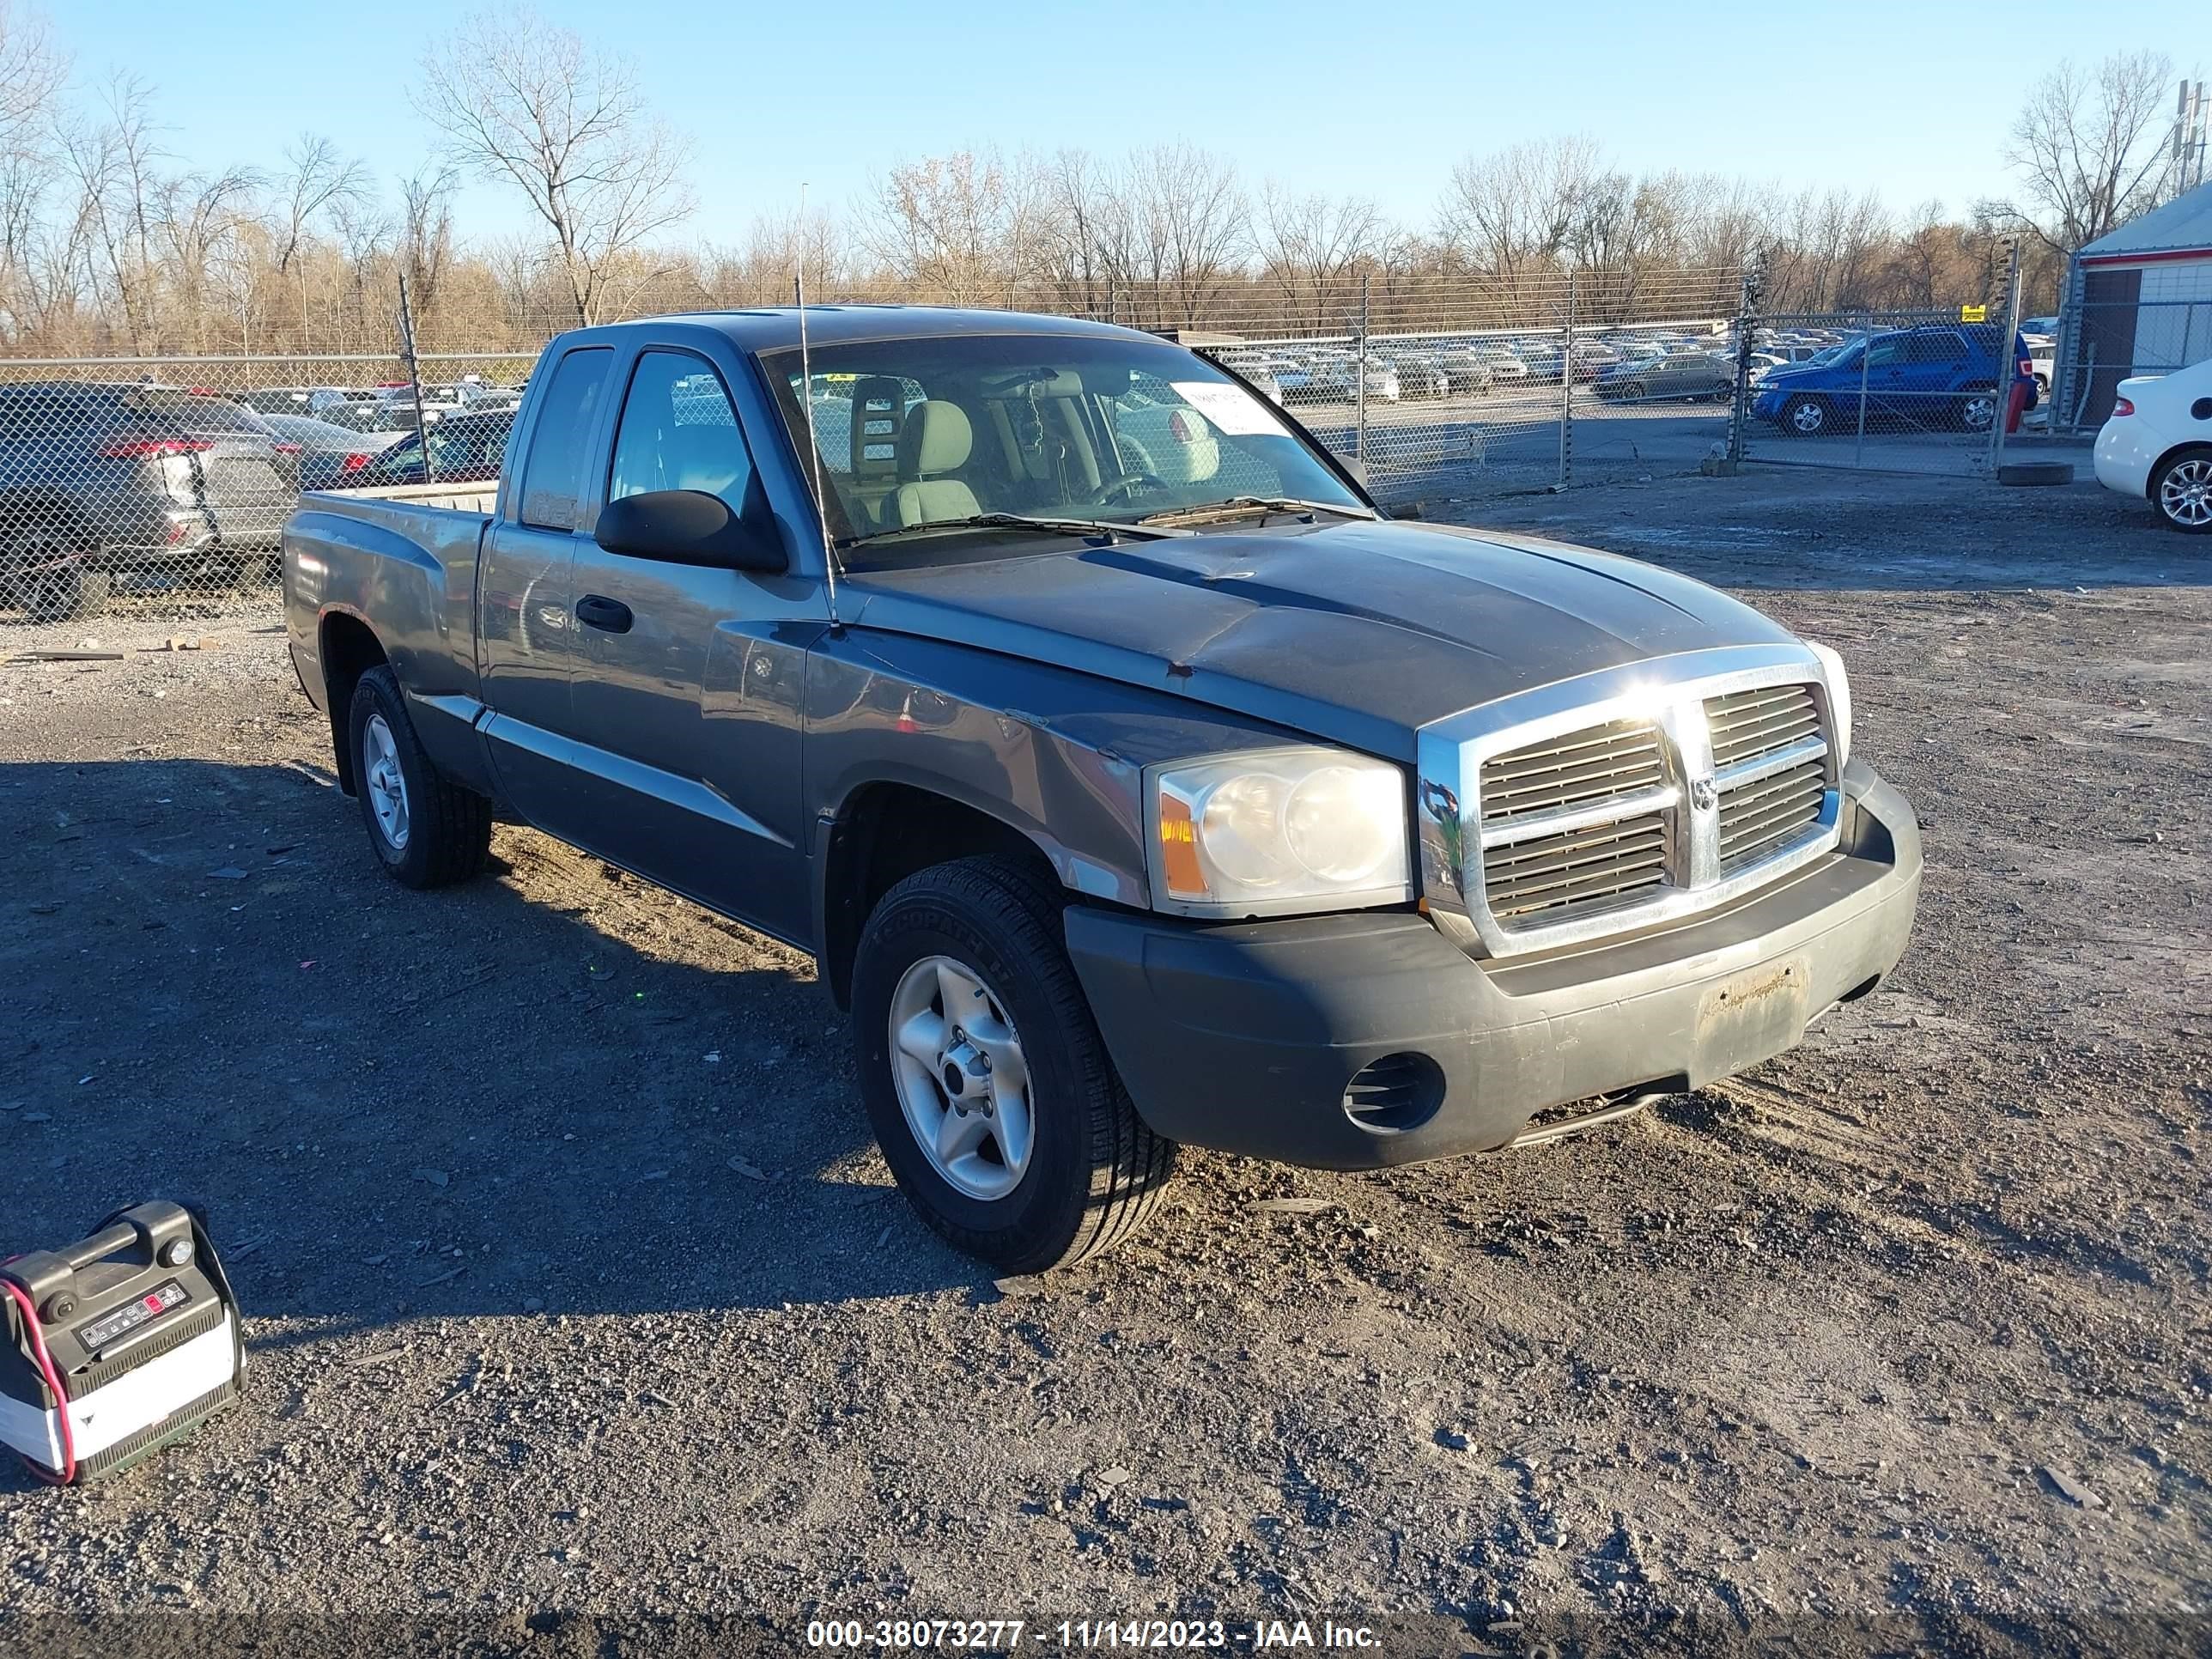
[794,182,841,630]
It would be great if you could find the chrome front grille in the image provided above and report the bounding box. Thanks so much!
[1705,684,1820,769]
[1704,684,1831,873]
[1718,758,1828,871]
[1415,647,1846,957]
[1484,811,1669,921]
[1480,720,1666,824]
[1480,721,1672,921]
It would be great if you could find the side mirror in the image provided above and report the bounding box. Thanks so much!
[593,489,787,573]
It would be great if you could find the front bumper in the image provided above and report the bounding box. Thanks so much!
[1065,760,1920,1170]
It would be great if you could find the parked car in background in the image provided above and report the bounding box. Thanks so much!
[334,407,515,489]
[1435,347,1497,396]
[1510,340,1566,383]
[1466,345,1529,386]
[282,307,1920,1272]
[1212,352,1285,405]
[1564,338,1622,380]
[259,412,406,491]
[1309,354,1401,404]
[1382,350,1448,399]
[1751,324,2033,437]
[2094,356,2212,533]
[0,383,296,618]
[1593,349,1735,403]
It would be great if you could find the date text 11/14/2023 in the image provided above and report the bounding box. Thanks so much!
[805,1619,1382,1650]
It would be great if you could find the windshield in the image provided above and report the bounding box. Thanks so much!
[761,332,1365,558]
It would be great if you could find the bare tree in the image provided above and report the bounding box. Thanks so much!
[414,4,695,326]
[398,162,456,321]
[1126,143,1247,326]
[1437,135,1603,312]
[1255,184,1380,333]
[860,150,1021,302]
[1999,52,2175,253]
[0,0,67,342]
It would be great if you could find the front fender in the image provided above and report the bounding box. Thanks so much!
[801,626,1310,939]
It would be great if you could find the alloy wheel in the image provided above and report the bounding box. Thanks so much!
[362,713,410,851]
[887,953,1035,1201]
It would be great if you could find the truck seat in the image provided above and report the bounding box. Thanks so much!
[893,401,981,526]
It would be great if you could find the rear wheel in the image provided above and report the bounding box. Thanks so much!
[1956,384,1998,432]
[1782,395,1831,437]
[2,520,107,622]
[347,665,492,887]
[2152,448,2212,534]
[852,856,1176,1273]
[1618,380,1645,403]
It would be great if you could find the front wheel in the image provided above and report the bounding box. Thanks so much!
[1782,395,1831,437]
[2152,448,2212,534]
[852,857,1176,1273]
[347,665,492,887]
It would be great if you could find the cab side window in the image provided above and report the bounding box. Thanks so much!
[517,347,614,530]
[607,351,756,512]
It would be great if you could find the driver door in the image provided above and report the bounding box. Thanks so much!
[559,346,816,941]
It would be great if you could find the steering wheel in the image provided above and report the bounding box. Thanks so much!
[1085,470,1166,507]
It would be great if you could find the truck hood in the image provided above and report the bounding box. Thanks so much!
[837,520,1799,761]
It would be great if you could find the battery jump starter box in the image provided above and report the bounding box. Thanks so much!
[1,1201,244,1484]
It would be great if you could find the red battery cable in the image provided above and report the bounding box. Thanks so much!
[1,1266,74,1484]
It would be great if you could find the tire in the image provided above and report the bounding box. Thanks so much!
[1618,381,1644,403]
[18,562,110,623]
[1956,384,1997,432]
[2150,447,2212,534]
[346,665,492,888]
[1782,395,1830,437]
[1711,380,1735,403]
[851,856,1176,1273]
[3,519,108,623]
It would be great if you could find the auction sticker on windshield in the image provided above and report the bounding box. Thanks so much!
[1170,381,1279,435]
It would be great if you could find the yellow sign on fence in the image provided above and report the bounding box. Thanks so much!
[1959,304,1988,323]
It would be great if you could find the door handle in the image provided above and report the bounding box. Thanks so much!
[575,594,633,634]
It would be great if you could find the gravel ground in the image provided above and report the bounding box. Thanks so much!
[1,467,2208,1657]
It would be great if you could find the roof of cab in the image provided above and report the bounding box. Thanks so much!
[562,306,1152,354]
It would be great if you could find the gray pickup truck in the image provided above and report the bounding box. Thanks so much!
[282,307,1921,1272]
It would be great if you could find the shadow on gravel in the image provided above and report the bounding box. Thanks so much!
[0,757,985,1339]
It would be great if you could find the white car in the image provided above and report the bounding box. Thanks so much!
[2093,357,2212,533]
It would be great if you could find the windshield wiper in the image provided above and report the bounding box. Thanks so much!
[1136,495,1378,527]
[840,512,1182,548]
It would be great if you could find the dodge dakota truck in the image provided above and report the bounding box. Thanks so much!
[282,307,1921,1272]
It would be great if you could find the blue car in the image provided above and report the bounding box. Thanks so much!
[1752,324,2035,437]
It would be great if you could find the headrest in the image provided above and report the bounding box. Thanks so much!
[896,400,973,478]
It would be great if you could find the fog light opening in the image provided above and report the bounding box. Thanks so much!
[1342,1052,1445,1134]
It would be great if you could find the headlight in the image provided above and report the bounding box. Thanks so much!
[1804,641,1851,768]
[1147,747,1411,917]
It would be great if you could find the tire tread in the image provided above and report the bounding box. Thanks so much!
[351,665,492,888]
[858,856,1176,1272]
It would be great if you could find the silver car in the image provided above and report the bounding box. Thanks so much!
[1595,350,1736,404]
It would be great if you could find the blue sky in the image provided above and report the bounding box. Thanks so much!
[46,0,2186,238]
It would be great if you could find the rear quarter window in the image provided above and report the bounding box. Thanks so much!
[518,348,615,530]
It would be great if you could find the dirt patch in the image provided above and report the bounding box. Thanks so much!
[2,469,2208,1654]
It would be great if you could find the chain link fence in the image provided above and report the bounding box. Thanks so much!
[2,275,1747,626]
